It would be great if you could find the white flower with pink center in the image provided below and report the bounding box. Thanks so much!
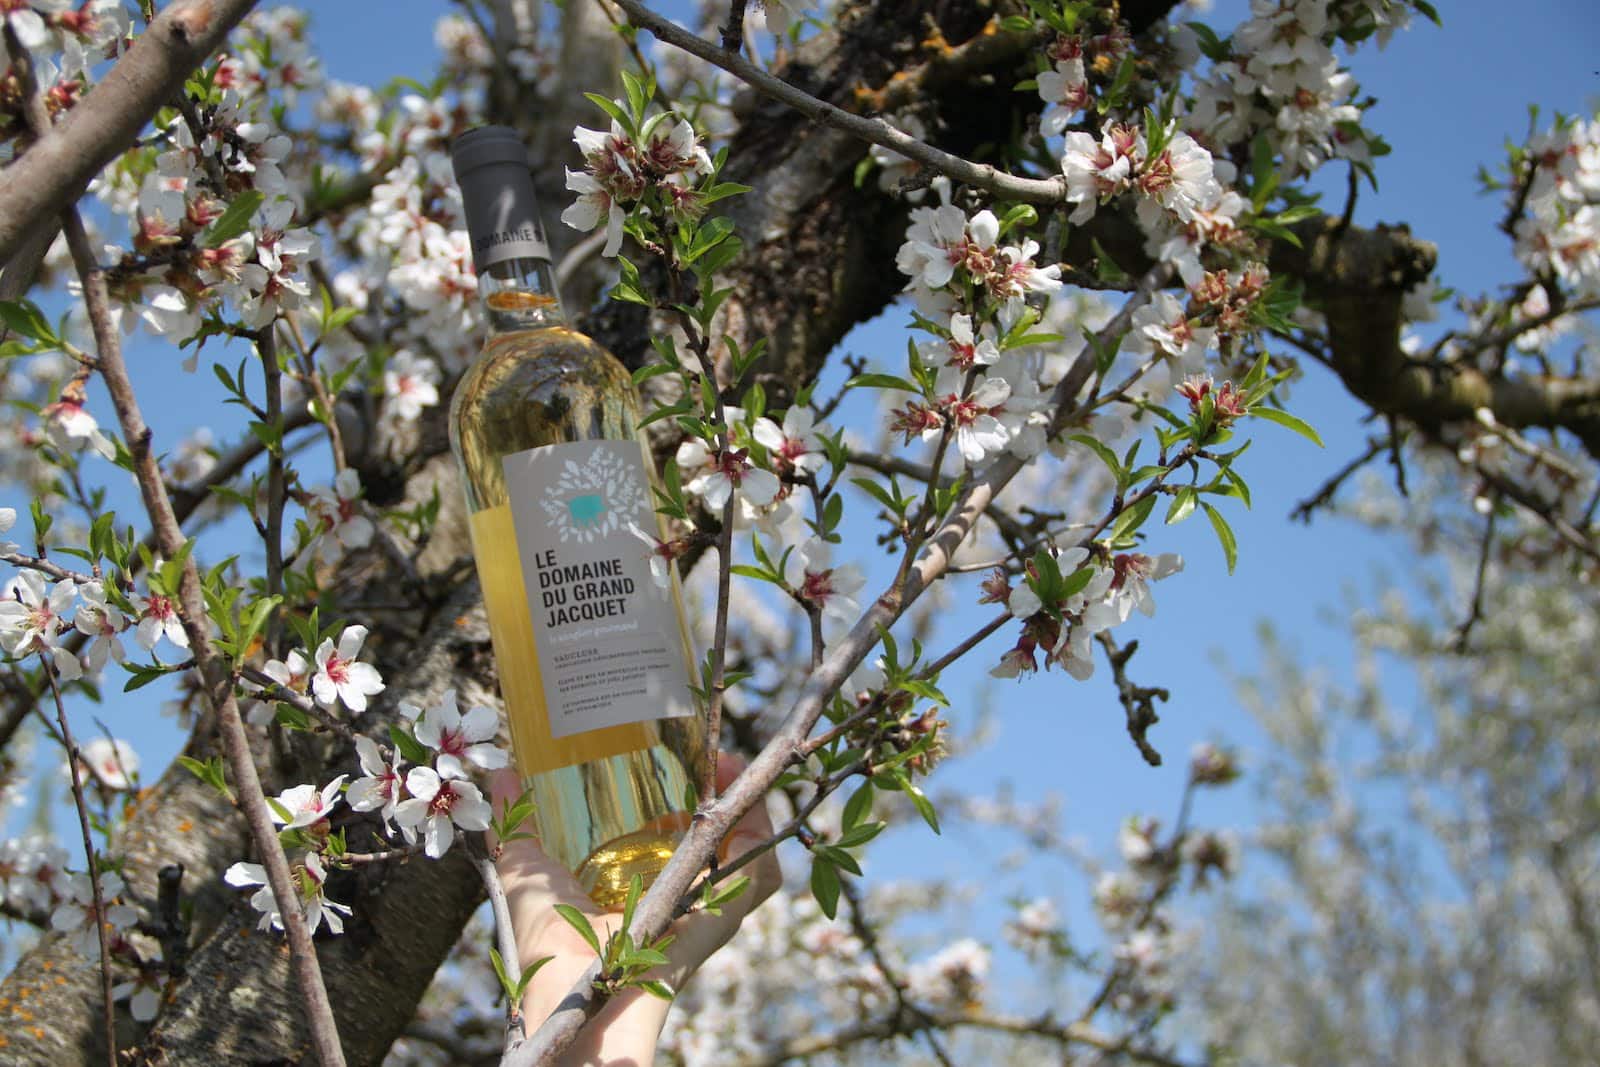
[750,406,828,480]
[562,168,627,258]
[1060,125,1142,224]
[1037,53,1090,136]
[307,468,375,565]
[933,369,1012,466]
[311,625,385,712]
[677,438,782,511]
[245,648,312,726]
[225,852,352,936]
[347,734,406,833]
[51,871,138,960]
[69,737,139,791]
[626,521,684,590]
[382,349,441,422]
[73,581,126,676]
[895,203,971,291]
[919,313,1000,373]
[785,539,866,626]
[270,775,347,831]
[413,689,508,780]
[0,571,81,681]
[1135,132,1222,227]
[394,766,492,859]
[1108,551,1183,622]
[41,389,116,461]
[1121,292,1215,387]
[231,199,319,329]
[131,588,189,653]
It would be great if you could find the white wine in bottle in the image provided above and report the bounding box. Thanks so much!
[448,125,703,909]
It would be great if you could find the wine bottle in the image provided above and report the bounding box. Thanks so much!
[448,125,703,909]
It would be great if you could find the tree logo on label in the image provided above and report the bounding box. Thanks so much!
[539,448,647,543]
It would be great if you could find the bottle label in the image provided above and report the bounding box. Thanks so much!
[465,184,551,271]
[503,440,695,740]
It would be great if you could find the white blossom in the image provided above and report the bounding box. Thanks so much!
[413,689,508,779]
[394,766,492,858]
[311,625,385,712]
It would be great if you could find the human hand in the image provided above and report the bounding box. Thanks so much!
[490,752,781,1066]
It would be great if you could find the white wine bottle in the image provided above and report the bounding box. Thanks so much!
[448,125,703,908]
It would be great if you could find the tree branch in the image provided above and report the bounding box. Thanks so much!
[0,0,261,266]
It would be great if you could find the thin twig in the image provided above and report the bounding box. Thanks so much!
[839,876,956,1067]
[259,328,287,652]
[471,834,528,1039]
[718,0,746,53]
[611,0,1065,204]
[1094,633,1168,766]
[0,551,98,586]
[283,315,348,471]
[238,666,360,744]
[1451,504,1497,652]
[44,660,118,1067]
[1290,436,1387,522]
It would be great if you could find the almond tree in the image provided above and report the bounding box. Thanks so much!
[0,2,1592,1065]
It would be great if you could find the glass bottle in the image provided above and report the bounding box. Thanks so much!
[448,125,702,908]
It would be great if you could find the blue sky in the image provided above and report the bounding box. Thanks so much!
[7,0,1598,1013]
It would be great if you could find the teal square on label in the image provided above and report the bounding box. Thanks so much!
[567,493,606,527]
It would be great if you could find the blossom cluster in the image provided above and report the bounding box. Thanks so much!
[0,531,202,685]
[225,689,508,936]
[891,203,1063,467]
[1512,114,1600,297]
[983,547,1183,682]
[562,109,715,257]
[1188,0,1385,181]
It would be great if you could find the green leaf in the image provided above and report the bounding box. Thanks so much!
[637,398,694,430]
[835,821,885,849]
[637,979,675,1001]
[554,904,602,956]
[1109,493,1158,544]
[205,190,265,248]
[697,233,744,277]
[1249,405,1324,447]
[176,755,232,801]
[1165,487,1198,525]
[838,781,874,832]
[0,299,56,344]
[846,372,920,394]
[1067,434,1124,484]
[389,724,430,765]
[850,476,904,516]
[701,875,751,915]
[621,873,644,935]
[906,783,941,834]
[809,855,841,919]
[1201,501,1238,574]
[815,844,863,877]
[582,92,633,133]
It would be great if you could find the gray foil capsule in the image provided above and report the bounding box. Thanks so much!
[451,125,552,272]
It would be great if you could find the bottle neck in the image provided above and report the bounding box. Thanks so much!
[479,256,568,335]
